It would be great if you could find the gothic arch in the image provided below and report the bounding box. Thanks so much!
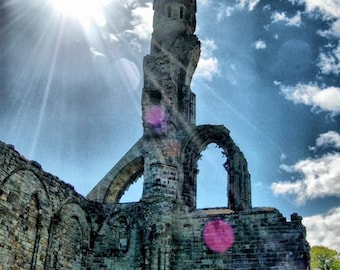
[86,140,145,203]
[165,3,172,18]
[0,167,51,202]
[180,125,251,211]
[179,4,185,19]
[103,156,144,203]
[95,212,132,256]
[0,169,51,269]
[47,202,90,269]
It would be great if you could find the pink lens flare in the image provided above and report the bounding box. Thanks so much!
[203,220,234,253]
[144,105,168,134]
[144,105,165,126]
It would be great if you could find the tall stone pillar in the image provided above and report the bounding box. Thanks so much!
[140,0,200,268]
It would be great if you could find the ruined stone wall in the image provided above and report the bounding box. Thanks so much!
[91,203,144,269]
[0,141,94,269]
[173,208,310,270]
[0,141,144,270]
[0,141,309,269]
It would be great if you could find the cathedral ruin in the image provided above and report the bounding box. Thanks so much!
[0,0,310,269]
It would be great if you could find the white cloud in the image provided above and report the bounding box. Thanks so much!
[217,0,260,21]
[272,152,340,204]
[271,11,302,27]
[315,131,340,149]
[217,4,235,21]
[253,39,267,49]
[280,153,287,161]
[272,11,287,22]
[292,0,340,38]
[273,132,340,204]
[237,0,260,11]
[200,38,217,58]
[195,58,219,81]
[280,83,340,116]
[263,4,271,11]
[317,43,340,75]
[248,0,260,11]
[303,207,340,251]
[318,20,340,38]
[195,38,220,81]
[295,0,340,19]
[128,2,153,41]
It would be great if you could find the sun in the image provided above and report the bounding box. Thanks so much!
[50,0,109,26]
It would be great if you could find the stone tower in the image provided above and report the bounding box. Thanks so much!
[0,0,309,269]
[88,0,251,213]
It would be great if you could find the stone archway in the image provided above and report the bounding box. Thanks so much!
[86,139,145,204]
[103,156,144,204]
[181,125,251,211]
[47,202,90,270]
[0,169,51,269]
[196,142,228,208]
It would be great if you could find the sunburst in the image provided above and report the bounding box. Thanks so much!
[50,0,110,27]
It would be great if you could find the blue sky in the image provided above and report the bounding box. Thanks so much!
[0,0,339,251]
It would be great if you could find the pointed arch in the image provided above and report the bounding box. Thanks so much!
[95,212,132,256]
[0,169,51,269]
[166,3,172,18]
[196,143,228,208]
[103,157,144,203]
[180,125,251,212]
[87,140,145,204]
[47,202,90,269]
[179,4,185,19]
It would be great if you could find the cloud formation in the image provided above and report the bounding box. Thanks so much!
[128,2,153,41]
[302,207,340,251]
[293,0,340,38]
[296,0,340,18]
[271,131,340,204]
[273,152,340,204]
[271,11,302,27]
[315,131,340,149]
[280,83,340,116]
[195,38,220,81]
[317,43,340,75]
[318,20,340,39]
[216,0,260,21]
[253,39,267,50]
[237,0,260,11]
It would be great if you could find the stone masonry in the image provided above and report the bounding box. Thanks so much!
[0,0,310,269]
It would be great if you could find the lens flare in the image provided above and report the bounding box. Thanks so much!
[203,220,234,253]
[144,105,168,135]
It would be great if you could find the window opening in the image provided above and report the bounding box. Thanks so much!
[149,90,162,104]
[196,143,228,208]
[166,5,172,18]
[119,175,144,203]
[179,6,185,19]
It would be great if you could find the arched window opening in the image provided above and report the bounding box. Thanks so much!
[119,175,144,203]
[179,5,185,19]
[196,143,228,208]
[166,5,172,18]
[149,90,162,104]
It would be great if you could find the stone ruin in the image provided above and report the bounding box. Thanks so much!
[0,0,310,269]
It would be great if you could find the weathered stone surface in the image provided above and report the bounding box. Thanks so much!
[0,141,310,269]
[0,0,310,269]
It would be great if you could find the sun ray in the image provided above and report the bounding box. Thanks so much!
[29,18,66,158]
[5,4,64,148]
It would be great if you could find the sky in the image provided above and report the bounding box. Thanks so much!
[0,0,339,251]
